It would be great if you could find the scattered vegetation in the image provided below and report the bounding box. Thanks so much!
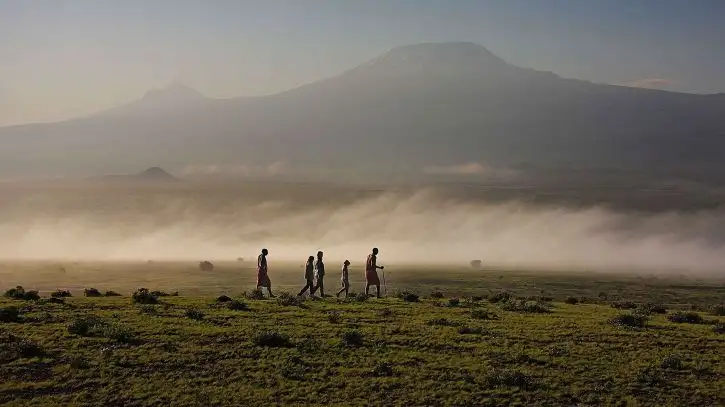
[489,291,513,303]
[713,322,725,334]
[0,306,21,323]
[326,310,342,324]
[132,288,159,304]
[227,300,248,311]
[609,313,648,328]
[84,288,103,297]
[471,308,499,320]
[245,288,265,300]
[430,290,444,299]
[253,331,292,348]
[458,326,484,335]
[667,311,704,324]
[660,354,684,370]
[4,286,40,301]
[484,370,536,389]
[185,309,205,320]
[216,295,232,303]
[104,290,122,297]
[565,296,579,305]
[639,303,668,314]
[447,298,460,307]
[710,304,725,316]
[277,292,305,307]
[397,291,419,303]
[51,289,72,298]
[341,329,364,347]
[499,299,551,313]
[610,301,637,310]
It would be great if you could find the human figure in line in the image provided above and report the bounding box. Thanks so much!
[336,260,351,298]
[311,250,326,297]
[297,256,315,297]
[257,248,275,298]
[365,248,384,298]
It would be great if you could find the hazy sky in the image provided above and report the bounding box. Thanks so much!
[1,0,724,126]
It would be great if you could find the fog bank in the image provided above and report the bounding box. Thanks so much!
[1,188,724,274]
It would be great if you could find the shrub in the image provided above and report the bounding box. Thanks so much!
[371,361,394,377]
[397,291,419,303]
[458,326,484,335]
[102,325,135,344]
[660,354,683,370]
[150,290,175,297]
[610,301,636,310]
[667,311,704,324]
[448,298,460,307]
[277,292,304,307]
[279,355,309,380]
[0,306,21,323]
[713,322,725,334]
[185,309,205,320]
[500,300,551,314]
[245,288,265,300]
[49,297,65,304]
[565,297,579,305]
[341,330,364,347]
[132,288,158,305]
[471,308,499,320]
[12,339,45,359]
[3,286,40,301]
[489,292,513,304]
[598,292,608,300]
[345,292,369,303]
[485,370,536,389]
[51,289,72,298]
[430,291,444,299]
[327,311,342,324]
[104,291,122,297]
[216,295,232,303]
[84,288,103,297]
[639,303,667,314]
[609,313,648,328]
[710,304,725,316]
[67,316,105,336]
[199,261,214,271]
[227,300,248,311]
[253,331,292,348]
[635,366,666,385]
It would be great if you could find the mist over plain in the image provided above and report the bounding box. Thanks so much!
[1,181,724,275]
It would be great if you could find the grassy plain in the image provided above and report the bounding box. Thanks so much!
[1,263,724,406]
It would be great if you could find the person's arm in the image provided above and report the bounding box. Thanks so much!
[372,255,384,270]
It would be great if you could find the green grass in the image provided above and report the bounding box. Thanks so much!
[1,289,724,406]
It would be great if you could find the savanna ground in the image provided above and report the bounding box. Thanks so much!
[1,263,725,406]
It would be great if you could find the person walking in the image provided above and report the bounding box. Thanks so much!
[257,248,275,298]
[311,251,326,297]
[336,260,351,298]
[297,256,315,296]
[365,248,384,298]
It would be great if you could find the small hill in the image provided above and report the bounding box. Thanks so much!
[91,167,182,183]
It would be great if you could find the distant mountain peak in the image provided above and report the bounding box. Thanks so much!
[142,82,205,103]
[136,167,179,181]
[361,41,510,74]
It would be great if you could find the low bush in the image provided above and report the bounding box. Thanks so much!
[51,289,72,298]
[326,311,342,324]
[67,316,106,336]
[638,303,667,314]
[277,292,304,307]
[185,309,205,320]
[216,295,232,303]
[609,313,648,328]
[430,291,444,299]
[341,329,364,347]
[104,291,122,297]
[84,288,103,297]
[426,318,461,327]
[448,298,460,307]
[500,300,551,314]
[150,290,176,297]
[138,305,158,315]
[660,354,683,370]
[227,300,248,311]
[713,322,725,334]
[371,361,394,377]
[0,306,21,323]
[3,286,40,301]
[489,292,513,304]
[344,292,369,303]
[132,288,159,305]
[397,291,419,303]
[458,326,484,335]
[253,331,292,348]
[565,297,579,305]
[667,311,704,324]
[245,288,265,300]
[710,304,725,316]
[377,308,394,318]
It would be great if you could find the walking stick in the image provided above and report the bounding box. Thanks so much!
[382,268,387,297]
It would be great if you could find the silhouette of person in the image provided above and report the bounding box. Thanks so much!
[337,260,351,298]
[257,248,275,298]
[365,248,384,298]
[311,251,326,297]
[298,256,315,296]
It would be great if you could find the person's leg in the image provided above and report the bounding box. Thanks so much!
[376,284,381,298]
[267,283,275,298]
[319,278,325,297]
[336,284,345,297]
[365,282,370,296]
[298,283,309,297]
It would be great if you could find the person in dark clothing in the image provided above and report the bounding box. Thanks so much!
[257,248,275,298]
[297,256,315,297]
[311,251,326,297]
[365,248,384,298]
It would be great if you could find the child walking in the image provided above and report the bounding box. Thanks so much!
[336,260,351,298]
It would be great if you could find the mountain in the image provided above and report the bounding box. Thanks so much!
[91,167,182,183]
[1,42,724,182]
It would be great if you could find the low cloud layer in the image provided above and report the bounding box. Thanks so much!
[1,187,725,275]
[621,78,672,89]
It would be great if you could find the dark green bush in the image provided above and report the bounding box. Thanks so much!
[227,300,248,311]
[565,297,579,305]
[51,289,72,298]
[713,322,725,334]
[84,288,103,297]
[0,306,21,323]
[132,288,159,305]
[667,311,704,324]
[253,331,292,348]
[185,309,205,320]
[326,311,342,324]
[3,286,40,301]
[341,330,364,347]
[448,298,460,307]
[710,304,725,316]
[216,295,232,302]
[458,326,484,335]
[609,313,648,328]
[397,291,419,303]
[471,308,499,320]
[245,288,265,300]
[371,361,394,377]
[660,354,683,370]
[277,292,304,307]
[104,291,122,297]
[430,291,444,299]
[485,370,536,389]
